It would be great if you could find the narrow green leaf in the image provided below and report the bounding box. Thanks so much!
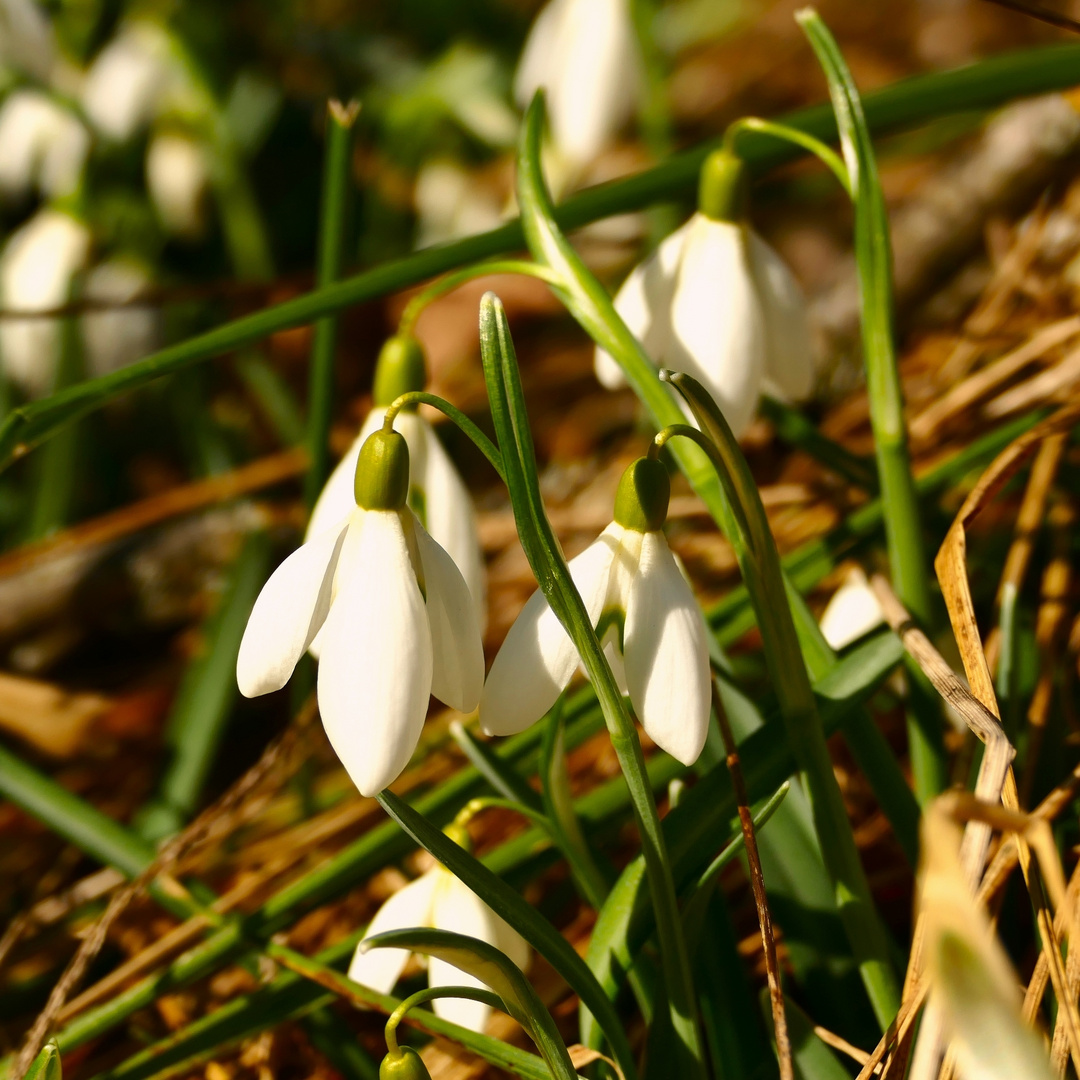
[361,928,577,1080]
[24,1040,61,1080]
[449,722,543,812]
[376,789,640,1080]
[770,993,851,1080]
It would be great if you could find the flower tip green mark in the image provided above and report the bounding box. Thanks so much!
[374,335,428,408]
[355,429,410,510]
[614,457,670,532]
[379,1047,432,1080]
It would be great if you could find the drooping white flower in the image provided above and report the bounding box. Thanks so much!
[349,858,530,1033]
[0,209,91,397]
[595,151,815,438]
[481,458,710,766]
[819,567,886,652]
[146,132,210,239]
[514,0,640,173]
[237,428,485,797]
[81,22,184,141]
[307,337,487,633]
[82,259,160,377]
[0,90,89,201]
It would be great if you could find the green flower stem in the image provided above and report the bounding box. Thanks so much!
[455,796,557,839]
[383,986,503,1058]
[654,384,901,1029]
[397,261,563,339]
[478,293,705,1078]
[3,42,1079,468]
[305,100,360,508]
[383,391,504,479]
[798,9,945,803]
[724,115,851,196]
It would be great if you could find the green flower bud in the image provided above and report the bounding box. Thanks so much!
[613,458,670,533]
[380,1047,431,1080]
[698,148,748,223]
[355,429,410,510]
[373,336,427,407]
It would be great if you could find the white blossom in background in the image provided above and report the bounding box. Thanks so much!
[0,209,91,397]
[594,213,816,438]
[237,431,485,797]
[514,0,640,173]
[414,160,503,249]
[819,567,886,651]
[0,90,89,201]
[481,461,711,766]
[146,132,210,238]
[81,21,184,141]
[350,861,530,1033]
[307,407,488,633]
[0,0,54,81]
[82,260,160,377]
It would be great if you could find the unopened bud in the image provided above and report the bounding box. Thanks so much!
[613,458,670,533]
[380,1047,431,1080]
[698,148,748,223]
[355,430,410,510]
[373,336,427,407]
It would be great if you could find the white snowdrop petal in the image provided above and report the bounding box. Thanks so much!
[413,515,485,714]
[595,220,688,388]
[514,0,566,107]
[236,516,350,698]
[669,216,765,439]
[599,622,628,696]
[819,569,886,651]
[747,230,815,403]
[480,528,619,737]
[82,23,171,140]
[623,531,710,766]
[415,421,488,633]
[428,874,507,1033]
[317,511,433,797]
[146,134,210,239]
[348,870,439,993]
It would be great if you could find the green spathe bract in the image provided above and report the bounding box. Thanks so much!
[374,336,428,408]
[354,429,410,510]
[613,457,670,532]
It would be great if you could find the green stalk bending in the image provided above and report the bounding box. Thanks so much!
[305,100,360,508]
[798,9,945,802]
[478,294,705,1078]
[655,380,901,1029]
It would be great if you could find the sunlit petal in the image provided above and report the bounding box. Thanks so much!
[413,515,485,713]
[747,230,815,403]
[669,215,765,438]
[317,511,433,797]
[480,527,619,736]
[623,531,710,766]
[347,870,439,994]
[415,420,488,633]
[236,515,350,698]
[819,567,885,651]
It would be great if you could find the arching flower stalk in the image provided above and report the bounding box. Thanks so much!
[481,456,710,766]
[237,425,485,797]
[307,335,488,632]
[595,147,816,437]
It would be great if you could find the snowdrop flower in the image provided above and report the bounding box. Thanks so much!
[81,22,183,141]
[414,160,503,249]
[237,426,485,797]
[514,0,640,173]
[350,833,530,1032]
[82,259,160,377]
[819,567,886,651]
[146,132,210,239]
[481,457,710,765]
[0,90,89,201]
[0,209,91,397]
[595,148,815,438]
[307,336,487,632]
